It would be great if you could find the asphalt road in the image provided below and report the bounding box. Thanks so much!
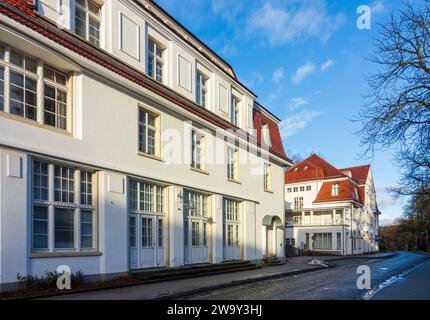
[184,251,429,300]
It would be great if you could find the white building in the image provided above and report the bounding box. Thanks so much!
[285,154,380,256]
[0,0,291,289]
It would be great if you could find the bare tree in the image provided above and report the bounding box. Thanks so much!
[357,0,430,195]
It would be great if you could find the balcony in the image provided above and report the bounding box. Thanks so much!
[286,218,350,227]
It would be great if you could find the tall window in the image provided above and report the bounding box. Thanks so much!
[332,183,340,196]
[264,163,272,191]
[262,124,271,146]
[9,51,37,120]
[0,44,70,131]
[196,72,207,107]
[32,159,96,251]
[43,66,68,130]
[139,108,159,156]
[75,0,101,47]
[231,95,240,126]
[227,147,238,181]
[224,199,240,246]
[141,217,152,248]
[184,191,207,217]
[294,197,304,210]
[336,232,341,250]
[147,39,164,83]
[313,233,333,250]
[191,130,204,170]
[129,180,164,214]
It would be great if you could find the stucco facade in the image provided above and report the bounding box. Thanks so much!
[0,0,290,288]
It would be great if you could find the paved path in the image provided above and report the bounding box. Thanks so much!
[184,252,427,300]
[41,253,395,300]
[372,258,430,300]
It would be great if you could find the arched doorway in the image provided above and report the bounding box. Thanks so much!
[262,215,283,257]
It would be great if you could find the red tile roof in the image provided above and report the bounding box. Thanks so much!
[285,154,346,183]
[314,180,361,204]
[0,0,288,162]
[340,165,370,184]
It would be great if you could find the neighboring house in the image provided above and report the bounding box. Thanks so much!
[285,154,380,255]
[0,0,291,289]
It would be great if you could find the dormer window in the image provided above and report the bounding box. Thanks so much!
[332,183,340,196]
[147,38,165,83]
[231,95,240,126]
[75,0,101,47]
[262,124,271,146]
[196,71,207,108]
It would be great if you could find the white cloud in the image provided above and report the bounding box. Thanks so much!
[272,67,284,84]
[291,63,316,84]
[287,97,309,110]
[280,109,321,138]
[247,1,345,46]
[321,59,335,72]
[371,1,386,14]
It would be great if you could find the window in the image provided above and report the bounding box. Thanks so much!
[203,222,207,246]
[231,95,240,126]
[43,66,68,130]
[225,199,239,221]
[196,72,207,108]
[0,45,70,131]
[305,233,310,249]
[332,183,340,196]
[191,130,204,170]
[32,160,96,252]
[262,124,271,146]
[129,216,136,248]
[227,147,238,181]
[287,187,292,193]
[294,197,303,210]
[184,191,207,217]
[147,38,164,82]
[192,222,200,246]
[306,185,311,191]
[300,186,305,192]
[227,224,234,246]
[264,163,272,191]
[75,0,101,47]
[313,233,333,250]
[9,51,37,120]
[129,180,164,214]
[293,187,298,192]
[337,232,341,250]
[158,219,163,247]
[141,217,152,248]
[139,108,159,156]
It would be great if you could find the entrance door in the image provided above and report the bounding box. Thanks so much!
[129,214,166,269]
[185,218,209,264]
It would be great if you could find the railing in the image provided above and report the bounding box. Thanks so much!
[286,219,350,227]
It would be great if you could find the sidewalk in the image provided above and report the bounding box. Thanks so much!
[42,254,394,300]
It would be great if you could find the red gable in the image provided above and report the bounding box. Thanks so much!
[340,165,370,184]
[0,0,289,162]
[253,110,287,161]
[285,154,346,183]
[314,180,360,204]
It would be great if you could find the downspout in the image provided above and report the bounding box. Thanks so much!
[351,204,354,256]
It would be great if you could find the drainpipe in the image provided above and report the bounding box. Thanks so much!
[351,204,354,256]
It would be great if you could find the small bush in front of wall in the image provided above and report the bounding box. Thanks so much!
[16,270,84,290]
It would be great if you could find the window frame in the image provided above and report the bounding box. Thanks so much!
[293,197,304,210]
[230,95,240,126]
[191,130,205,171]
[129,179,165,215]
[147,38,165,83]
[332,183,340,196]
[31,158,97,253]
[196,71,208,108]
[227,146,239,182]
[138,106,160,158]
[0,44,71,133]
[264,163,272,191]
[74,0,102,47]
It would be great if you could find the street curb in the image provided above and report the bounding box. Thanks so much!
[153,265,330,300]
[322,253,397,262]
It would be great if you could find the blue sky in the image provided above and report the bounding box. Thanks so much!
[155,0,406,224]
